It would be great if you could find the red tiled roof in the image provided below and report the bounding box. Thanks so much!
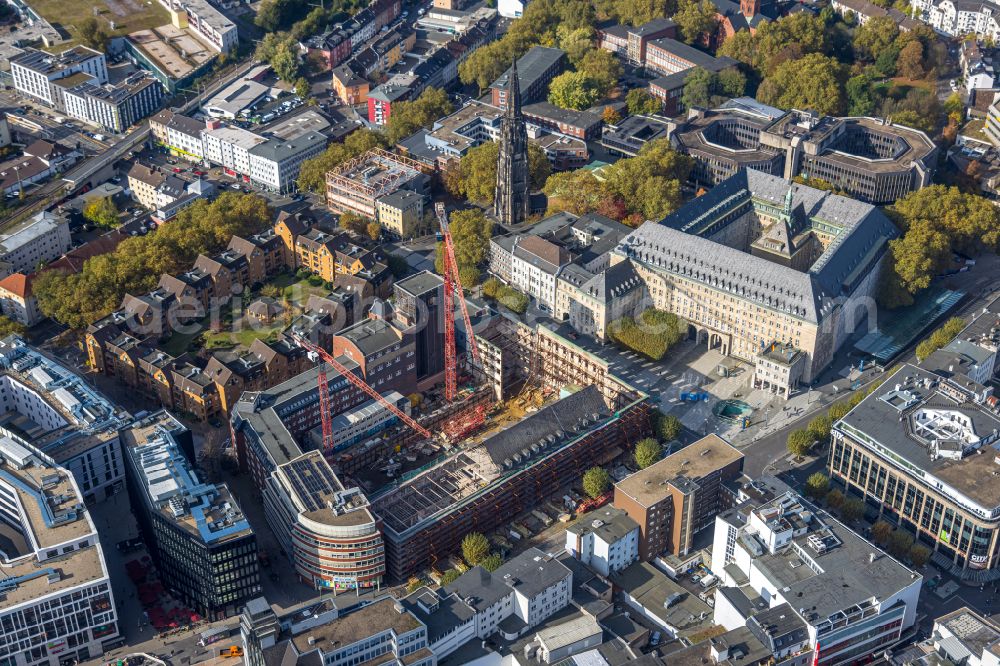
[0,272,33,299]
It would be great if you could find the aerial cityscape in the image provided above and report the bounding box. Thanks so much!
[0,0,997,664]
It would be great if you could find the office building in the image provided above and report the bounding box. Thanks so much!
[829,363,1000,574]
[522,102,602,141]
[565,505,640,576]
[9,46,107,109]
[0,210,71,275]
[262,451,385,591]
[614,435,743,560]
[712,482,921,666]
[248,132,328,193]
[393,271,445,382]
[0,338,121,666]
[601,113,672,157]
[489,46,565,109]
[597,18,678,64]
[60,71,163,133]
[122,411,261,618]
[614,169,900,384]
[159,0,238,52]
[376,189,426,238]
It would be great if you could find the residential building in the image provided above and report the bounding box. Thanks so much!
[962,39,999,93]
[0,139,80,197]
[829,362,1000,574]
[831,0,922,28]
[565,505,640,576]
[325,149,429,219]
[0,272,39,326]
[489,46,565,109]
[262,451,385,591]
[910,0,1000,41]
[202,121,267,183]
[9,46,107,108]
[522,102,602,141]
[332,63,370,105]
[376,189,426,238]
[368,73,419,125]
[712,481,921,666]
[525,615,603,663]
[614,170,900,383]
[0,345,121,666]
[444,547,572,640]
[614,435,743,560]
[249,132,328,193]
[122,410,260,618]
[0,210,71,274]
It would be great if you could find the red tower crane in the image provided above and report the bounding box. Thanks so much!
[435,202,480,402]
[290,332,432,441]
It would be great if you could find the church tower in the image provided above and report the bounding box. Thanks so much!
[494,60,530,226]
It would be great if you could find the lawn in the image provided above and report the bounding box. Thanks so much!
[159,325,204,357]
[32,0,169,48]
[204,324,285,350]
[278,277,334,303]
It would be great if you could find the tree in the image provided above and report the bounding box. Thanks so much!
[674,0,718,44]
[577,50,622,97]
[366,221,381,241]
[916,317,966,361]
[718,13,828,75]
[548,71,602,110]
[825,489,844,510]
[481,553,503,572]
[0,316,25,338]
[634,438,663,469]
[461,532,490,566]
[786,429,813,457]
[853,16,899,62]
[608,309,685,360]
[601,139,693,220]
[433,209,492,288]
[909,544,930,568]
[406,577,426,593]
[582,466,612,499]
[447,142,549,204]
[757,54,846,115]
[806,414,832,443]
[887,529,914,559]
[543,170,606,215]
[840,498,864,523]
[83,197,119,228]
[439,569,462,585]
[804,472,830,499]
[339,211,369,235]
[297,129,387,192]
[654,412,682,442]
[603,106,622,125]
[558,25,596,65]
[871,520,894,546]
[944,92,964,124]
[385,87,454,144]
[256,33,301,82]
[896,40,925,80]
[681,67,715,109]
[79,17,110,51]
[626,88,662,115]
[255,0,310,32]
[294,77,311,99]
[34,193,272,329]
[846,74,878,116]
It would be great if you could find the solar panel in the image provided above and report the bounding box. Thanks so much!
[285,456,337,512]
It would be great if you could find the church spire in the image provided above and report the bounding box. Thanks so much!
[494,58,530,225]
[506,58,522,116]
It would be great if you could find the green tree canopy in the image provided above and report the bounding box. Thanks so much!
[634,438,663,469]
[718,13,827,76]
[255,33,301,82]
[433,209,492,288]
[626,88,662,115]
[601,139,693,219]
[674,0,719,44]
[83,197,119,229]
[543,170,607,215]
[757,53,847,115]
[653,412,682,442]
[608,308,685,360]
[385,87,454,144]
[0,316,25,338]
[852,15,899,62]
[681,67,747,110]
[786,429,813,457]
[804,472,830,499]
[840,498,864,523]
[439,569,462,585]
[548,71,603,110]
[446,142,550,205]
[480,553,503,572]
[582,466,612,499]
[297,130,388,192]
[461,532,490,566]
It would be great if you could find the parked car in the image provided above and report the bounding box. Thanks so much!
[172,167,182,173]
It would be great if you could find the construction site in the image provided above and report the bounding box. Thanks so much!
[324,149,431,219]
[232,205,652,582]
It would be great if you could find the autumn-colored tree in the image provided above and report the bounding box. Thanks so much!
[896,40,925,80]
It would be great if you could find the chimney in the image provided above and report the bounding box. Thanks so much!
[206,118,222,131]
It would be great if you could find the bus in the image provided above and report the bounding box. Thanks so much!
[198,626,231,646]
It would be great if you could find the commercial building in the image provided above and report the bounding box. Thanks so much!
[565,505,640,576]
[613,561,714,640]
[0,210,71,274]
[9,46,107,108]
[670,101,938,203]
[60,71,163,133]
[262,451,385,591]
[149,109,206,161]
[0,337,121,666]
[712,481,922,666]
[829,363,1000,575]
[601,113,672,157]
[204,70,271,119]
[596,18,678,64]
[614,169,900,384]
[325,149,430,219]
[248,132,328,193]
[525,616,603,664]
[241,596,434,666]
[122,410,261,618]
[489,46,565,109]
[614,435,743,560]
[920,607,1000,665]
[158,0,238,52]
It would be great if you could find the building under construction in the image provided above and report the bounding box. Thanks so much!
[325,149,431,219]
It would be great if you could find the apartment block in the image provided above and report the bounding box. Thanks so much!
[565,505,640,576]
[9,46,107,108]
[614,434,743,560]
[60,71,163,133]
[0,210,71,274]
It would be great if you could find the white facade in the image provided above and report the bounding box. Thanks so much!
[498,0,526,18]
[202,126,266,178]
[326,391,409,450]
[565,511,639,577]
[247,133,327,193]
[911,0,1000,40]
[0,211,72,274]
[9,47,108,108]
[159,0,238,52]
[166,124,205,161]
